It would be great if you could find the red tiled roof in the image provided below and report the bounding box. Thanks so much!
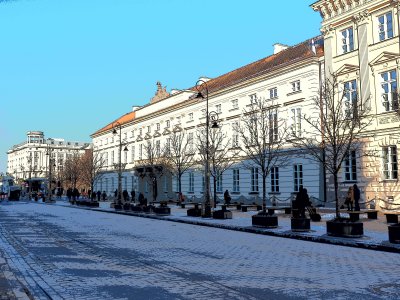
[92,111,135,136]
[191,37,324,94]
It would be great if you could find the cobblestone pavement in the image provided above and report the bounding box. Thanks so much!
[0,202,399,299]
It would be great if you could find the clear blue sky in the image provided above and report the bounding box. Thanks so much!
[0,0,321,173]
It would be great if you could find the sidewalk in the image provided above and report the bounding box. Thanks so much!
[44,199,400,253]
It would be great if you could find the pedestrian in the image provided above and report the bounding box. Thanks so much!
[123,190,129,202]
[114,189,118,199]
[178,192,185,204]
[138,192,145,206]
[224,190,231,205]
[131,190,135,202]
[91,191,96,201]
[102,191,107,201]
[345,186,354,211]
[353,184,360,211]
[97,190,101,202]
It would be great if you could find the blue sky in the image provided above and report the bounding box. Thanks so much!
[0,0,321,173]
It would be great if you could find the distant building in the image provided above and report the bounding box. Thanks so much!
[7,131,90,181]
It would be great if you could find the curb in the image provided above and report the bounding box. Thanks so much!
[40,202,400,254]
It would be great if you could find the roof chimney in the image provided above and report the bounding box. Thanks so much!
[273,43,289,54]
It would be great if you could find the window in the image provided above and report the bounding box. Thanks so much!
[291,80,301,92]
[139,128,143,136]
[124,149,128,163]
[201,175,205,192]
[163,176,168,192]
[344,79,358,117]
[188,132,194,152]
[271,167,279,193]
[378,12,393,42]
[232,99,239,109]
[293,164,303,192]
[156,140,160,156]
[111,150,114,164]
[269,112,278,142]
[176,116,181,124]
[131,130,135,138]
[166,120,170,128]
[251,167,259,192]
[290,108,301,137]
[188,113,193,121]
[156,123,160,131]
[340,27,354,54]
[269,87,278,99]
[383,146,398,180]
[165,138,171,153]
[144,181,149,193]
[233,169,240,192]
[139,144,143,160]
[232,121,239,147]
[124,132,127,140]
[188,172,194,192]
[201,109,206,118]
[147,126,151,133]
[344,150,357,181]
[216,171,222,192]
[216,104,221,114]
[381,70,398,112]
[249,93,257,104]
[131,146,135,162]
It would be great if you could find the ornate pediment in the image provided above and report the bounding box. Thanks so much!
[173,125,182,133]
[335,64,359,76]
[153,131,161,138]
[144,133,152,140]
[150,81,170,104]
[162,128,171,136]
[136,136,143,142]
[369,52,400,67]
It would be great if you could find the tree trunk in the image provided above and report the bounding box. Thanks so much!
[333,172,339,219]
[262,173,267,211]
[213,176,217,209]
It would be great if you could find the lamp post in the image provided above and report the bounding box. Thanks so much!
[27,154,32,200]
[195,80,219,217]
[112,121,128,205]
[46,139,56,202]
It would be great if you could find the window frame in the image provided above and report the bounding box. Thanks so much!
[232,169,240,192]
[271,166,279,193]
[251,167,259,192]
[383,146,398,180]
[293,164,303,192]
[340,26,354,54]
[378,11,394,42]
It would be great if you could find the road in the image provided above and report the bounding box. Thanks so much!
[0,201,399,300]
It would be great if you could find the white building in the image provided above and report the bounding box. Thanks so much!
[91,38,325,204]
[7,131,90,181]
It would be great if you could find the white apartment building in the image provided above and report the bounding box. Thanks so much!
[7,131,90,181]
[312,0,400,209]
[91,38,326,204]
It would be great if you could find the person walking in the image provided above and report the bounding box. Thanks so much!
[224,190,231,205]
[97,191,101,202]
[345,186,354,211]
[131,190,135,202]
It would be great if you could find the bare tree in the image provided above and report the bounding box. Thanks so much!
[162,130,196,195]
[139,139,166,202]
[291,74,373,219]
[196,125,239,207]
[62,152,82,190]
[238,97,288,210]
[79,148,106,199]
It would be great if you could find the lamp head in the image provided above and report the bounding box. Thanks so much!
[211,121,219,130]
[195,92,204,99]
[123,146,128,152]
[112,128,117,135]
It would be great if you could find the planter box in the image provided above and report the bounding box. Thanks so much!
[291,217,311,232]
[154,206,171,216]
[326,219,363,238]
[89,202,99,207]
[114,204,123,210]
[388,224,400,244]
[252,212,278,228]
[143,206,154,214]
[187,208,202,217]
[123,203,131,211]
[213,210,233,219]
[131,205,143,212]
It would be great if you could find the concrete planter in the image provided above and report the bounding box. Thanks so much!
[123,203,131,211]
[114,204,123,210]
[213,210,233,219]
[187,208,202,217]
[131,205,143,212]
[154,206,171,216]
[326,219,363,238]
[252,212,278,228]
[291,217,311,232]
[388,224,400,244]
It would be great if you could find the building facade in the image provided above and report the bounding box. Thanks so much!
[312,0,400,209]
[91,38,325,204]
[7,131,90,182]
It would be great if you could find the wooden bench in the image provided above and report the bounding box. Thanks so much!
[241,205,262,212]
[181,202,201,209]
[265,206,292,215]
[340,210,378,221]
[384,212,400,224]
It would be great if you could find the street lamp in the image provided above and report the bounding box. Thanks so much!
[46,139,56,202]
[195,79,219,217]
[112,121,128,205]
